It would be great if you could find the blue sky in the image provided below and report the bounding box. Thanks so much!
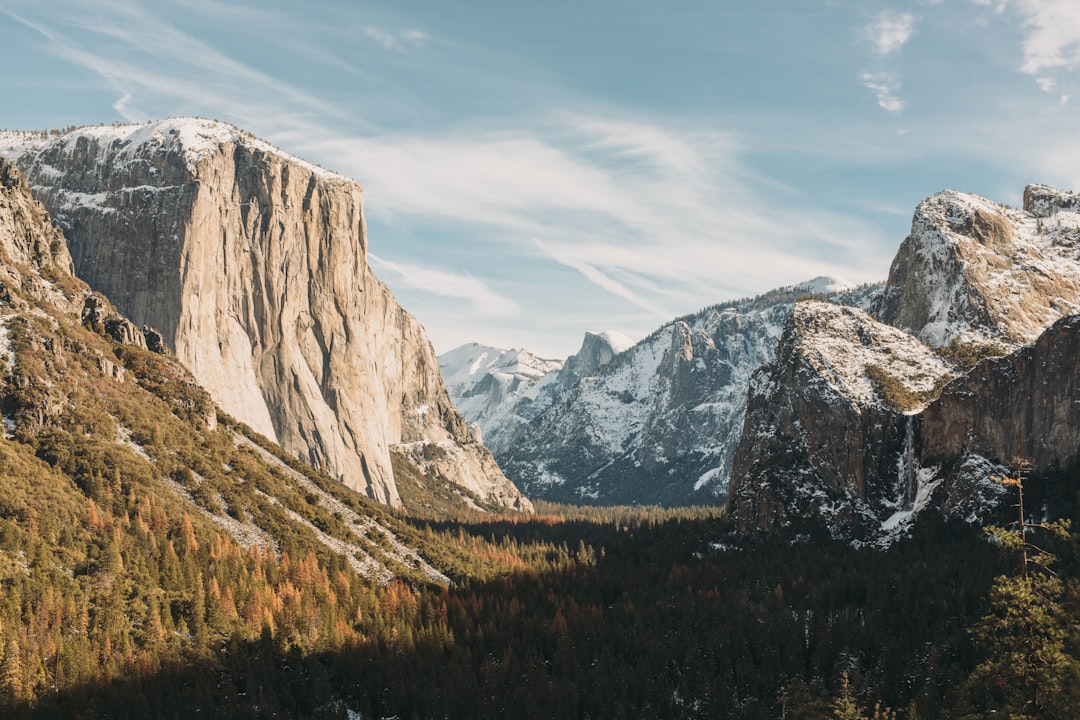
[2,1,1080,357]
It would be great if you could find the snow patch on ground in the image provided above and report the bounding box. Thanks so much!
[0,314,15,438]
[116,424,154,463]
[694,467,723,492]
[161,471,276,552]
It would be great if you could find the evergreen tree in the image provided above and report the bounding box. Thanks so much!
[964,464,1080,719]
[832,672,861,720]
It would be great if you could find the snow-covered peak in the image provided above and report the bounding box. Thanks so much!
[1023,183,1080,218]
[559,329,634,384]
[0,118,345,181]
[878,184,1080,349]
[791,300,952,411]
[585,330,635,354]
[791,275,856,296]
[439,343,563,393]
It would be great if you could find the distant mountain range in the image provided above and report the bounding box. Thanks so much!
[5,118,1080,542]
[441,278,880,506]
[444,184,1080,540]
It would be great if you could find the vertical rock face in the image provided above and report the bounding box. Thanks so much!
[727,300,954,538]
[556,331,632,385]
[875,188,1080,348]
[0,120,528,510]
[921,314,1080,475]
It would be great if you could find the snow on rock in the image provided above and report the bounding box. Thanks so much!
[497,279,881,506]
[438,342,565,455]
[789,300,953,412]
[876,186,1080,348]
[731,294,1080,543]
[0,119,344,180]
[727,299,956,540]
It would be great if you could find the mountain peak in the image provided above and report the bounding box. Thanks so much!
[791,275,856,296]
[559,330,632,383]
[876,184,1080,348]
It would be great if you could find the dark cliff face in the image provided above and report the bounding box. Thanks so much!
[728,304,1080,539]
[728,185,1080,540]
[920,314,1080,473]
[726,300,950,538]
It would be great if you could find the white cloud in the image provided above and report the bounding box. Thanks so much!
[864,11,916,55]
[290,117,889,312]
[974,0,1080,75]
[860,73,905,112]
[1014,0,1080,74]
[368,255,521,318]
[363,26,428,51]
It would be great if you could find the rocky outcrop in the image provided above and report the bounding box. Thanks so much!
[0,119,528,510]
[729,181,1080,540]
[0,156,75,307]
[875,187,1080,348]
[727,300,954,537]
[493,280,879,506]
[556,331,631,385]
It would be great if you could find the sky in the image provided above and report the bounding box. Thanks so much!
[2,1,1080,358]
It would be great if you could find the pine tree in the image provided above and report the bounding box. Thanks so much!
[964,463,1080,719]
[832,672,861,720]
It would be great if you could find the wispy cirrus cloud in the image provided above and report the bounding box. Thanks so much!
[369,255,521,318]
[0,0,347,126]
[362,26,428,52]
[292,117,889,314]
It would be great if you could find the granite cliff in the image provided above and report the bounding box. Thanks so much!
[727,300,955,538]
[875,186,1080,348]
[0,119,528,511]
[729,185,1080,539]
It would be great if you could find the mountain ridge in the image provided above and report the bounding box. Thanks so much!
[444,277,880,506]
[729,183,1080,539]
